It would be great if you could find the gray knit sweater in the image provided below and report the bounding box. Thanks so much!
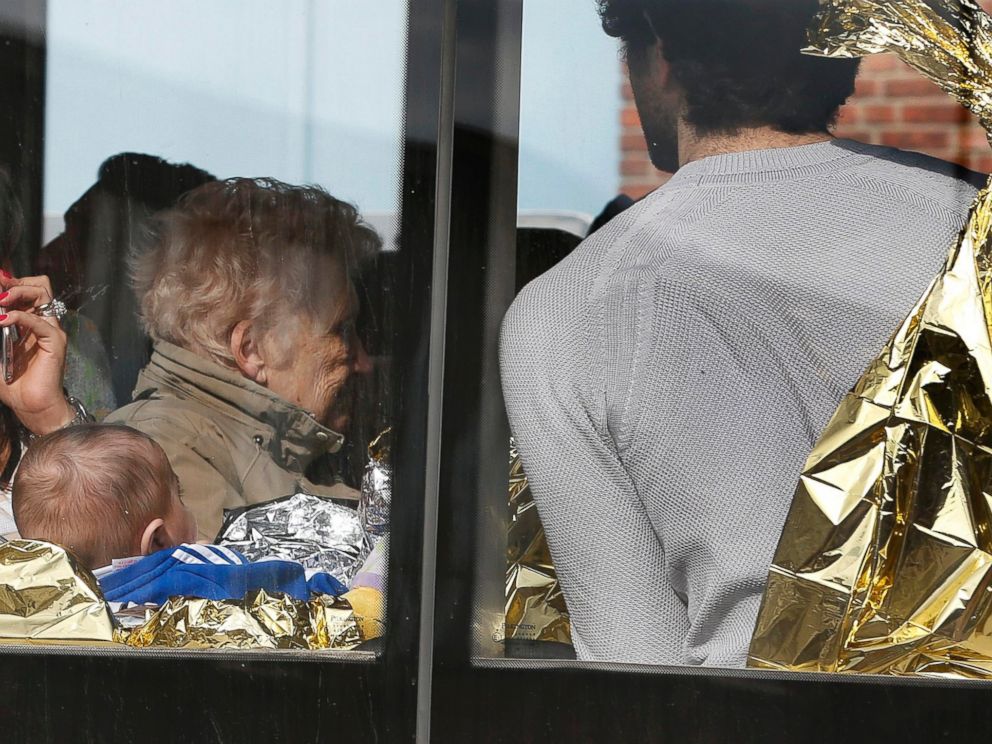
[499,139,983,668]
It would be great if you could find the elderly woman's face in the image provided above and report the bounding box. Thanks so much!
[264,283,371,431]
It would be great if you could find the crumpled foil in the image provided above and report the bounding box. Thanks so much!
[749,0,992,677]
[341,585,386,641]
[502,440,572,645]
[109,603,159,630]
[216,493,370,587]
[310,593,363,650]
[805,0,992,133]
[123,588,373,650]
[0,539,116,643]
[360,428,391,540]
[0,542,380,651]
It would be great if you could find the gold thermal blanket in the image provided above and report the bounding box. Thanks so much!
[749,0,992,678]
[503,442,572,646]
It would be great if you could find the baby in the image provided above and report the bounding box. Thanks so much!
[12,423,197,569]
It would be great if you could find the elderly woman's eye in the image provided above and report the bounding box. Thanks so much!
[335,319,357,345]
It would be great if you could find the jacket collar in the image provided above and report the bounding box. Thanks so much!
[135,341,346,471]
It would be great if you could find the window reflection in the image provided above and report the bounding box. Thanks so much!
[0,0,407,654]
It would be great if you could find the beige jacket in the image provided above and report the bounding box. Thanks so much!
[107,341,357,540]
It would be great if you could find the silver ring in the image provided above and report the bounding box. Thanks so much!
[36,298,67,322]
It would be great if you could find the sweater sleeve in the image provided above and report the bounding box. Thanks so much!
[499,282,691,665]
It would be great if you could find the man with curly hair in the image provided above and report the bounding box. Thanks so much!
[500,0,985,666]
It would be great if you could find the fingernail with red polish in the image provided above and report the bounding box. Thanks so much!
[0,292,10,303]
[0,271,11,280]
[0,315,10,322]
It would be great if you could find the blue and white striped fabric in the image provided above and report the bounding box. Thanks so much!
[169,544,248,566]
[99,543,346,604]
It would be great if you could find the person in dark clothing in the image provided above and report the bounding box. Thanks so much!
[38,153,215,405]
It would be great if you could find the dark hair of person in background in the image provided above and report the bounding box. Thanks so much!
[597,0,860,136]
[587,194,634,237]
[0,167,24,266]
[0,167,24,475]
[37,153,216,405]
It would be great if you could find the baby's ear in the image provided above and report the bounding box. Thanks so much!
[139,518,168,555]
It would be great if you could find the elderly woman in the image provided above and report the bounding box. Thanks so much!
[106,178,378,540]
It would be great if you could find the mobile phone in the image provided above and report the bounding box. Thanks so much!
[1,325,19,384]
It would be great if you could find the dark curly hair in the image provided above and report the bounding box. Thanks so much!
[598,0,860,135]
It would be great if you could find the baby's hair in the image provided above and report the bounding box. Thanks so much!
[12,423,176,568]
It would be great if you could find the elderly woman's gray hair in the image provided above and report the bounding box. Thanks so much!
[130,177,381,368]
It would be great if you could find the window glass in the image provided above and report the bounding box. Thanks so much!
[517,3,621,218]
[498,0,624,660]
[0,0,410,658]
[492,0,992,681]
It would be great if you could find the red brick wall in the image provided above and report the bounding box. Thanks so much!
[619,53,992,200]
[620,76,663,199]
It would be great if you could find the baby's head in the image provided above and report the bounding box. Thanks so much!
[12,423,197,569]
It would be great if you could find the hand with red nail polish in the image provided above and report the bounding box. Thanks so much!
[0,273,72,436]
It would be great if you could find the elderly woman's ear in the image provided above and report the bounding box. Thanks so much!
[230,320,268,385]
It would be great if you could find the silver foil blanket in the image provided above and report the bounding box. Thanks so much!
[216,493,370,587]
[359,427,391,541]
